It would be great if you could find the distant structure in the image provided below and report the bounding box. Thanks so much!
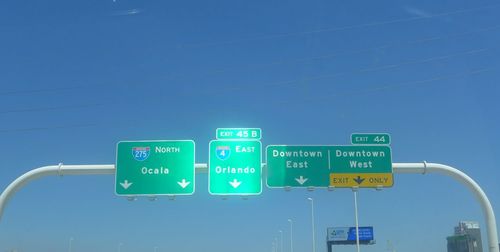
[447,221,483,252]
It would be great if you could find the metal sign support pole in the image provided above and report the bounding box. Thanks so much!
[353,188,360,252]
[288,218,294,252]
[0,162,497,252]
[393,162,499,252]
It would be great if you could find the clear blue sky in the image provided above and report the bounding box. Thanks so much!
[1,0,499,251]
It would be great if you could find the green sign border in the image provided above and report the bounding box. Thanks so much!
[351,133,391,145]
[208,139,263,196]
[266,144,331,188]
[216,128,262,140]
[330,145,392,174]
[266,144,392,189]
[115,140,196,196]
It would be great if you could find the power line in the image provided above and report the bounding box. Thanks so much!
[181,3,500,48]
[2,41,494,117]
[0,46,492,117]
[0,103,106,115]
[1,23,499,100]
[274,68,493,106]
[0,66,495,134]
[0,86,86,96]
[203,46,492,96]
[0,123,98,134]
[154,24,500,84]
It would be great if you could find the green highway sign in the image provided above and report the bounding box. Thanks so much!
[266,146,331,188]
[115,140,195,196]
[216,128,262,140]
[329,145,393,188]
[330,145,392,173]
[209,140,262,195]
[351,133,391,145]
[266,145,393,188]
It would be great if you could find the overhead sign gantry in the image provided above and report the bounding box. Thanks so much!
[0,129,498,252]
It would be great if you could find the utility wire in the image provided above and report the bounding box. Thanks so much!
[155,24,500,83]
[0,103,106,115]
[275,68,493,106]
[181,3,500,48]
[202,47,492,95]
[0,66,495,134]
[0,46,493,116]
[0,123,98,134]
[1,23,499,99]
[0,86,86,96]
